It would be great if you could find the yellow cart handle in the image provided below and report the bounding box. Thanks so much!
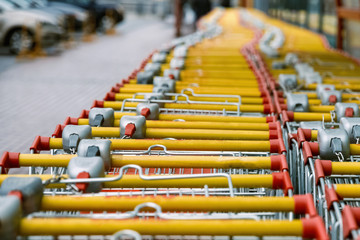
[47,138,282,153]
[90,127,275,140]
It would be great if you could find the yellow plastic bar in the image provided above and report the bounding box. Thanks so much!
[293,112,332,122]
[19,218,303,236]
[118,87,262,97]
[306,83,360,91]
[103,101,266,112]
[175,81,259,88]
[48,138,271,152]
[146,121,270,130]
[104,101,267,112]
[295,92,360,100]
[180,70,256,79]
[0,174,273,189]
[120,84,260,93]
[157,114,268,123]
[79,119,271,130]
[114,94,264,104]
[18,154,271,169]
[146,128,271,140]
[350,144,360,155]
[108,139,271,152]
[111,155,272,169]
[335,184,360,198]
[332,162,360,175]
[40,196,294,212]
[91,127,271,140]
[308,105,335,113]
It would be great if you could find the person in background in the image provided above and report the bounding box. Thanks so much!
[190,0,212,21]
[174,0,186,37]
[220,0,231,7]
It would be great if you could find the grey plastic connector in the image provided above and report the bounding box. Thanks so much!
[299,121,323,130]
[144,62,161,75]
[320,90,342,105]
[295,63,313,79]
[173,45,187,58]
[0,177,43,215]
[170,58,185,69]
[120,115,146,139]
[153,76,175,94]
[89,108,114,127]
[143,93,166,107]
[284,53,299,66]
[272,61,286,69]
[340,118,360,143]
[304,72,322,86]
[335,103,360,122]
[317,128,350,160]
[136,103,160,120]
[151,52,167,63]
[77,139,112,170]
[316,84,335,98]
[286,93,309,112]
[62,125,92,153]
[164,69,180,80]
[67,156,105,193]
[136,71,154,84]
[279,74,297,90]
[0,196,21,240]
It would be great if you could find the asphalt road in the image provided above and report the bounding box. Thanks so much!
[0,14,174,158]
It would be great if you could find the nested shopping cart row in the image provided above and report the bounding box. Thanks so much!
[248,8,360,240]
[0,8,329,240]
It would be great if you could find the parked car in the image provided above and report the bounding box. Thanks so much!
[7,0,86,32]
[0,1,63,54]
[48,0,124,32]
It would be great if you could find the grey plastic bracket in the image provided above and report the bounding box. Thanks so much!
[320,90,342,105]
[304,72,322,86]
[144,62,161,75]
[286,93,309,112]
[284,53,299,66]
[339,117,360,143]
[153,76,175,93]
[151,52,167,63]
[0,177,43,214]
[317,128,350,160]
[295,63,313,79]
[67,156,105,193]
[164,69,180,80]
[77,139,112,170]
[89,108,114,127]
[279,74,297,90]
[136,103,160,120]
[62,125,92,153]
[0,196,22,240]
[173,45,187,58]
[170,58,185,69]
[120,115,146,139]
[316,84,335,98]
[272,61,286,69]
[335,103,360,122]
[136,71,155,84]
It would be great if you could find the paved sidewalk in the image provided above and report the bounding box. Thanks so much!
[0,14,174,156]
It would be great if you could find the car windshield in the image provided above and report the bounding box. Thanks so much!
[72,0,91,5]
[0,1,16,11]
[6,0,31,8]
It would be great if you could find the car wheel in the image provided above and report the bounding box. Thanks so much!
[99,15,114,33]
[9,29,34,55]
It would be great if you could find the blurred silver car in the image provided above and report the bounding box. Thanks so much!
[0,1,63,54]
